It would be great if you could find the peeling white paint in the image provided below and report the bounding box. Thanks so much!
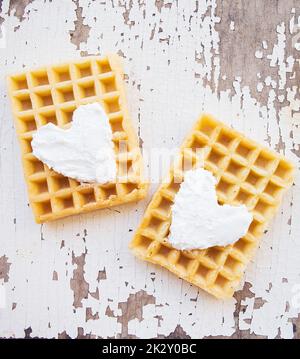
[0,0,299,339]
[255,50,263,59]
[257,82,264,92]
[262,40,268,50]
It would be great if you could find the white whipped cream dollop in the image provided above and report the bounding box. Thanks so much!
[32,103,116,183]
[168,168,253,250]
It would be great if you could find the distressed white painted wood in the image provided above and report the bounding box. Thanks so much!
[0,0,299,338]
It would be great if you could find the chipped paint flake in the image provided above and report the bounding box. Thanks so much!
[86,307,99,322]
[70,250,89,308]
[52,271,58,281]
[97,268,107,282]
[117,290,155,338]
[69,0,91,50]
[163,325,191,339]
[8,0,34,22]
[253,297,267,310]
[255,50,263,59]
[257,82,263,92]
[0,255,11,283]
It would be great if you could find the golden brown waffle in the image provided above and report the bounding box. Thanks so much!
[7,54,148,223]
[130,114,294,299]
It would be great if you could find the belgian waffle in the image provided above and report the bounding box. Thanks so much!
[130,114,294,299]
[7,54,148,223]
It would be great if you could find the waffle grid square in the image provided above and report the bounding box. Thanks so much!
[8,54,148,223]
[130,114,294,299]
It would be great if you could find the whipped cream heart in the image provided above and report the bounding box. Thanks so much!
[168,168,253,250]
[31,103,117,183]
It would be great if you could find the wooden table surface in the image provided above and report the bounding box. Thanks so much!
[0,0,299,339]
